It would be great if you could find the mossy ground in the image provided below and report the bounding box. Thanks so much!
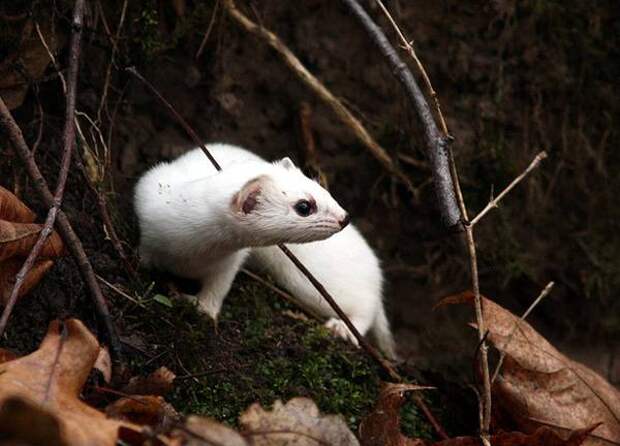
[116,272,435,435]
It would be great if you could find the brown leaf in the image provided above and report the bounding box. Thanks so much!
[240,397,360,446]
[0,348,18,364]
[106,395,180,428]
[122,366,176,396]
[441,292,620,446]
[0,258,54,305]
[361,382,597,446]
[94,347,112,384]
[431,425,600,446]
[359,383,437,446]
[0,219,65,261]
[0,319,141,445]
[174,415,248,446]
[0,186,36,223]
[0,396,66,446]
[0,21,65,109]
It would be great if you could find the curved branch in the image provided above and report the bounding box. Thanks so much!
[339,0,461,227]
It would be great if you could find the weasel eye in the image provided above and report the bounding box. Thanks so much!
[294,199,314,217]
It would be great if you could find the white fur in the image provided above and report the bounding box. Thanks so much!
[134,143,396,359]
[250,229,397,360]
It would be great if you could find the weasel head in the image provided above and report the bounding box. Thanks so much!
[231,157,349,246]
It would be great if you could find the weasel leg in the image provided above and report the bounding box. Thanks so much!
[324,314,374,348]
[195,252,248,321]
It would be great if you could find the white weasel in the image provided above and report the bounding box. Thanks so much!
[134,143,397,359]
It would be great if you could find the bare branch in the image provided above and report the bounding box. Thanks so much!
[374,0,449,136]
[470,151,548,226]
[195,0,220,60]
[0,0,86,338]
[491,281,555,383]
[0,2,121,359]
[222,0,418,197]
[339,0,461,227]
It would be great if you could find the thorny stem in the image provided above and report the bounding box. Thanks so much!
[0,0,85,337]
[339,0,461,227]
[470,151,548,226]
[491,281,555,383]
[374,0,450,136]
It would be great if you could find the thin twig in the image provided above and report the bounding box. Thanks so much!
[97,0,128,124]
[374,0,450,136]
[0,99,121,362]
[339,0,460,227]
[222,0,418,197]
[97,274,145,308]
[39,23,136,281]
[354,0,496,439]
[0,0,85,338]
[31,97,44,154]
[195,0,220,60]
[461,219,492,444]
[491,281,554,383]
[125,67,222,171]
[297,102,328,188]
[240,268,323,321]
[277,244,400,380]
[470,151,548,226]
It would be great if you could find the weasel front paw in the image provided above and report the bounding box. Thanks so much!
[197,298,222,322]
[324,318,359,347]
[180,293,221,322]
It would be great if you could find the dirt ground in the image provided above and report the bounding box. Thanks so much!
[0,0,618,434]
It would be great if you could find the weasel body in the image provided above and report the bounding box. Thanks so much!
[134,143,396,359]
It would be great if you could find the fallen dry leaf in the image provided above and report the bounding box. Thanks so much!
[94,346,112,384]
[0,319,140,445]
[106,395,180,428]
[0,186,36,223]
[359,381,597,446]
[359,383,437,446]
[441,292,620,446]
[0,185,65,304]
[430,425,600,446]
[0,21,65,109]
[0,396,66,446]
[175,415,248,446]
[0,348,18,364]
[0,219,64,261]
[240,397,360,446]
[0,257,54,305]
[122,366,176,396]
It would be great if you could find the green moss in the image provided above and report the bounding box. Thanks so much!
[120,274,394,431]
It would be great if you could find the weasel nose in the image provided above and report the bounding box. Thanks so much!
[339,213,350,229]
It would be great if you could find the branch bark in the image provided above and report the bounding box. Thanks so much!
[339,0,461,227]
[0,2,120,358]
[0,0,85,337]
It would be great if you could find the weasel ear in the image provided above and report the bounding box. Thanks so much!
[232,175,267,214]
[278,157,296,170]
